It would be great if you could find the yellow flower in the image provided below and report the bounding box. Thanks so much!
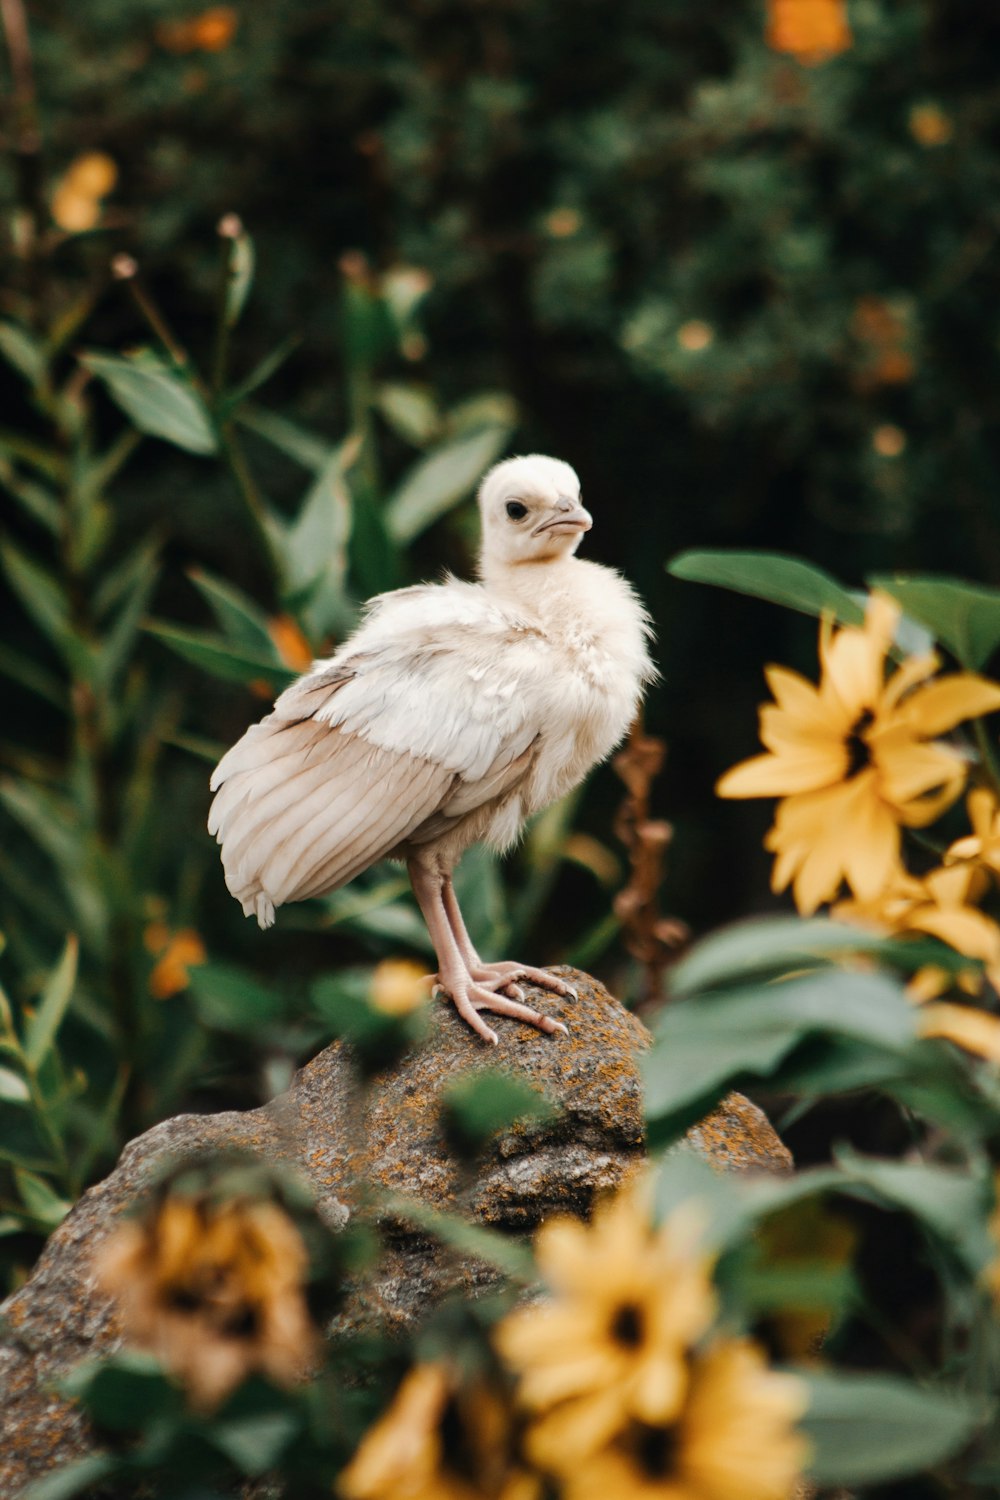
[765,0,852,64]
[983,1175,1000,1305]
[370,959,428,1017]
[268,613,315,672]
[833,862,1000,992]
[947,787,1000,877]
[495,1178,716,1465]
[144,923,207,999]
[918,1001,1000,1064]
[94,1189,318,1411]
[51,152,118,233]
[718,594,1000,913]
[156,6,239,53]
[557,1339,809,1500]
[339,1362,537,1500]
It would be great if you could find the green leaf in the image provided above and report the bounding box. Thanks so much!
[25,935,78,1068]
[375,383,440,446]
[669,916,888,997]
[868,573,1000,669]
[0,321,45,387]
[187,569,276,657]
[831,1147,994,1272]
[442,1068,555,1157]
[14,1168,71,1227]
[82,351,217,456]
[63,1351,180,1432]
[0,644,68,711]
[380,1190,535,1281]
[644,970,916,1137]
[238,404,333,472]
[209,1411,299,1475]
[0,1065,29,1102]
[279,436,358,604]
[386,425,511,544]
[23,1453,118,1500]
[223,225,255,328]
[189,964,290,1033]
[0,540,73,655]
[144,621,296,691]
[800,1372,982,1484]
[667,549,864,627]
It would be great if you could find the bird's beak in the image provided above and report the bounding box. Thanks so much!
[533,505,593,537]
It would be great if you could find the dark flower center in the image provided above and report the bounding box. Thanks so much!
[610,1302,645,1348]
[218,1302,260,1340]
[844,709,875,778]
[634,1420,680,1478]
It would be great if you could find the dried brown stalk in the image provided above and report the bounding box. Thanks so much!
[612,717,690,1005]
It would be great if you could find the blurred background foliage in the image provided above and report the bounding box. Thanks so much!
[3,0,1000,1284]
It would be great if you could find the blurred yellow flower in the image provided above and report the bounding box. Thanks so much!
[948,787,1000,876]
[677,320,714,353]
[558,1339,809,1500]
[718,594,1000,913]
[909,104,954,148]
[872,423,907,457]
[766,0,852,64]
[51,152,118,233]
[95,1190,317,1411]
[268,613,315,672]
[370,959,428,1016]
[156,6,239,54]
[918,1001,1000,1063]
[339,1362,537,1500]
[144,923,207,999]
[495,1178,716,1466]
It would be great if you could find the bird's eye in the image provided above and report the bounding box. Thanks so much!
[505,500,528,521]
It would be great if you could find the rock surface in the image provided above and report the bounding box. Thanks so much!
[0,968,790,1496]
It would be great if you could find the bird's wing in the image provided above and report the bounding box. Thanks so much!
[208,584,549,924]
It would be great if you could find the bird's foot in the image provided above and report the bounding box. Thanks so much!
[470,962,579,1003]
[430,966,569,1046]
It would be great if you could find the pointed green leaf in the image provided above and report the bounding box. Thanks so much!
[144,620,296,690]
[82,351,217,455]
[0,1066,29,1102]
[14,1168,72,1227]
[237,404,332,472]
[187,568,276,656]
[280,437,357,601]
[669,916,893,996]
[223,224,255,328]
[801,1372,982,1484]
[0,644,68,711]
[25,935,78,1068]
[376,383,440,446]
[386,425,511,544]
[0,321,45,387]
[868,573,1000,669]
[668,549,864,626]
[210,1411,299,1474]
[21,1452,117,1500]
[0,540,72,652]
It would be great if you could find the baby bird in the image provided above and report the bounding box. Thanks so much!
[209,454,655,1044]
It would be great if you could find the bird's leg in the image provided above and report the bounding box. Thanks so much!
[441,874,579,1005]
[408,860,567,1045]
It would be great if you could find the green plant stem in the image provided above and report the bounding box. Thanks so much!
[217,422,284,589]
[973,717,1000,794]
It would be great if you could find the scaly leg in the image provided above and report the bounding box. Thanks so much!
[408,859,568,1045]
[441,874,579,1004]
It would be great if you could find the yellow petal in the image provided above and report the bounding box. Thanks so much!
[907,906,1000,965]
[880,652,940,710]
[918,1003,1000,1061]
[874,734,966,807]
[903,674,1000,736]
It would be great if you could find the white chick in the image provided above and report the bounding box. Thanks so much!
[209,454,655,1044]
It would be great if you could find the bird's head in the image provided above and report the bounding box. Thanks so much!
[477,454,592,571]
